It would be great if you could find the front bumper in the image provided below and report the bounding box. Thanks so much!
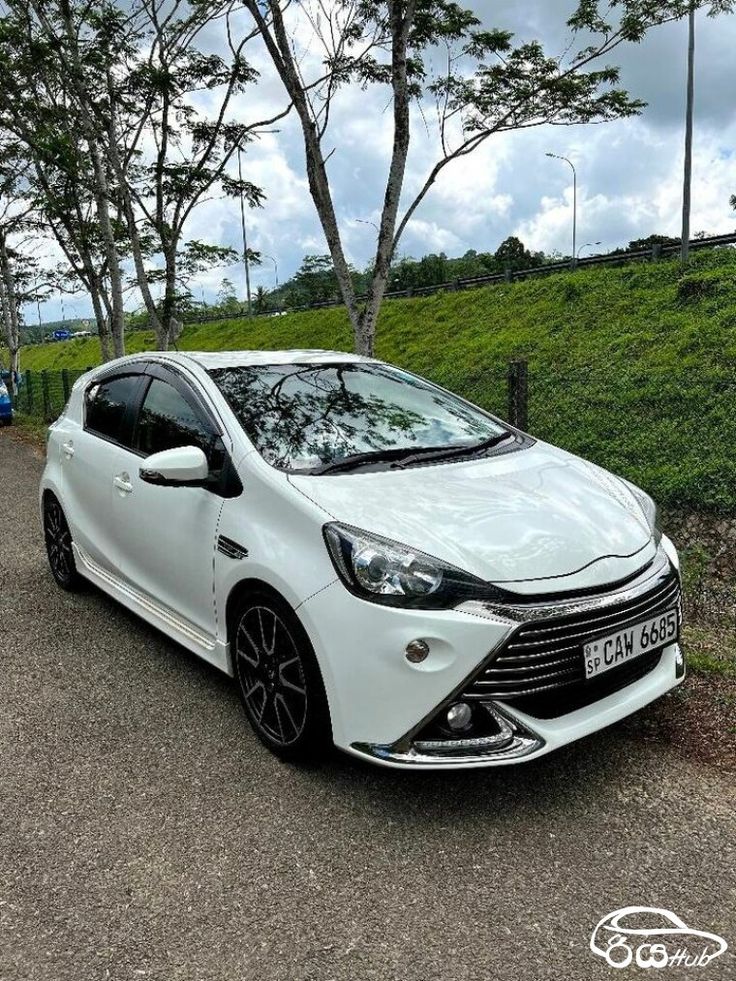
[299,537,683,769]
[351,642,684,768]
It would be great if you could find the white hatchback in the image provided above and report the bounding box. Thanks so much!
[40,351,685,768]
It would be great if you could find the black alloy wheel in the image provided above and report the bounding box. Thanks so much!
[232,592,330,762]
[43,495,82,591]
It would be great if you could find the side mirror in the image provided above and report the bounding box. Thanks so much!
[139,446,209,487]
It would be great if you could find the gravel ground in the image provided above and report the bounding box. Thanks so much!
[1,429,734,981]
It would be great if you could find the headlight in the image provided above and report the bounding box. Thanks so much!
[323,522,505,608]
[624,481,662,544]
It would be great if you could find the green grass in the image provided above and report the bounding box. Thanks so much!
[7,413,50,446]
[683,624,736,677]
[8,247,736,511]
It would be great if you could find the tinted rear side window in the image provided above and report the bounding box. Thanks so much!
[85,375,140,444]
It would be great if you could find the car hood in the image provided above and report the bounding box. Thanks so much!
[288,441,657,593]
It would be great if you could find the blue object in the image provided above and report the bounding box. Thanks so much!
[53,329,73,341]
[0,380,12,424]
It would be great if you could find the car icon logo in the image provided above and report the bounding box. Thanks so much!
[590,906,728,969]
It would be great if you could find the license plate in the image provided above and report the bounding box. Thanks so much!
[584,608,679,680]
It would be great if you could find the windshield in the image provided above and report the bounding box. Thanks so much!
[208,361,507,472]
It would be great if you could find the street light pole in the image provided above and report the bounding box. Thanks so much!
[546,153,577,264]
[262,254,279,290]
[577,241,601,259]
[681,4,695,265]
[238,148,252,316]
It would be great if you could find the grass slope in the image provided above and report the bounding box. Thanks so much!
[9,248,736,511]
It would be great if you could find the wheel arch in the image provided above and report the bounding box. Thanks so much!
[224,577,324,680]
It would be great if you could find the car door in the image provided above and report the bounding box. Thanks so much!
[60,371,146,574]
[108,366,229,641]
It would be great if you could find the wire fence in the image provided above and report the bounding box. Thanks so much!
[9,367,91,422]
[14,360,734,513]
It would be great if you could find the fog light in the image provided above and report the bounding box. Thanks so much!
[446,703,473,731]
[405,639,430,664]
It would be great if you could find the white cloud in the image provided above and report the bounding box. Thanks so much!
[21,0,736,323]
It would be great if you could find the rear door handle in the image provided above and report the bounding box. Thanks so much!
[113,473,133,494]
[62,440,74,459]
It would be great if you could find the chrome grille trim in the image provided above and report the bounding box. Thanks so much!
[458,545,670,625]
[461,549,681,716]
[512,579,679,640]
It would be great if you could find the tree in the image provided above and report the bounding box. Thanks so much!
[0,145,37,391]
[494,236,543,272]
[254,285,269,314]
[0,4,131,358]
[627,234,681,251]
[293,255,341,305]
[217,277,242,316]
[243,0,732,356]
[5,1,287,353]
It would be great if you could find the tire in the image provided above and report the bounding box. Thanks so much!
[231,590,332,763]
[43,495,83,591]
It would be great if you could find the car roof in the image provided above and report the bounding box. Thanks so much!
[174,349,373,370]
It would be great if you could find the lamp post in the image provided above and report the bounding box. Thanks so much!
[546,152,577,264]
[262,253,279,290]
[237,148,252,316]
[356,218,380,233]
[577,241,601,259]
[681,4,695,264]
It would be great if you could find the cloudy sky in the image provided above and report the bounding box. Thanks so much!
[35,0,736,323]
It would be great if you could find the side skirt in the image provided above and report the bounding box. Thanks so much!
[73,543,231,675]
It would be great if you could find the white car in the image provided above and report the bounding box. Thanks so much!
[40,351,685,769]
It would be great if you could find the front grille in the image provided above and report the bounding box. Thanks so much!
[464,571,681,719]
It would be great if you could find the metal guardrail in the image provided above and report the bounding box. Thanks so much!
[178,231,736,324]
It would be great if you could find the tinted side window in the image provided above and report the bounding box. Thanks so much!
[86,375,140,444]
[136,378,213,456]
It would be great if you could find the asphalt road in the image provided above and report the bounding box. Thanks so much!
[1,429,734,981]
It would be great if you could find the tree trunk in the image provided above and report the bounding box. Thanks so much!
[33,0,127,358]
[156,245,180,351]
[0,232,21,395]
[355,0,415,357]
[103,103,165,346]
[247,0,363,345]
[88,282,112,363]
[248,0,415,357]
[87,142,126,358]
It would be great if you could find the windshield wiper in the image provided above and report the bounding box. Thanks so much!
[307,445,439,475]
[389,431,513,469]
[305,431,513,475]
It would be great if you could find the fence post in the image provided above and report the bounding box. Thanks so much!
[504,266,513,283]
[651,243,662,262]
[507,359,529,430]
[61,369,70,402]
[25,369,33,413]
[41,371,51,420]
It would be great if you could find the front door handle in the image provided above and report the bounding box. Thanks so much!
[113,473,133,494]
[62,440,74,459]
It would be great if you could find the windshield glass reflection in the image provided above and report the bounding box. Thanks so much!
[209,362,504,472]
